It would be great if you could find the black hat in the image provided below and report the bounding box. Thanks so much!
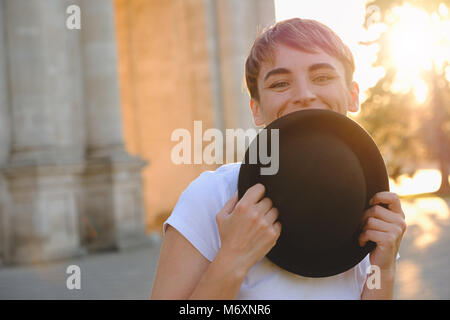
[238,109,389,278]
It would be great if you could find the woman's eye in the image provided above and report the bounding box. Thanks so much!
[314,75,334,83]
[270,82,289,88]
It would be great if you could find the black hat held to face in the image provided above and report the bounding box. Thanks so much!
[238,109,389,278]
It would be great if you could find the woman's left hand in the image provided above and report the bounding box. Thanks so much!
[359,191,407,271]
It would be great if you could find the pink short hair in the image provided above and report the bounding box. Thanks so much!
[245,18,355,102]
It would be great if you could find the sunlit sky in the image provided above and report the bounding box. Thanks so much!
[274,0,450,105]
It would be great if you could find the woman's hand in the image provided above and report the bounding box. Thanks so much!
[215,183,282,275]
[359,191,407,271]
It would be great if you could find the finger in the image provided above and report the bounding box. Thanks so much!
[273,221,282,236]
[360,205,403,226]
[359,229,387,247]
[243,183,266,205]
[264,207,279,225]
[370,192,404,217]
[362,217,397,234]
[255,197,273,214]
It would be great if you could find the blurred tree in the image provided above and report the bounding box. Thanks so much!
[358,0,450,195]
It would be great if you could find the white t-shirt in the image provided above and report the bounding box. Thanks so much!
[163,162,373,299]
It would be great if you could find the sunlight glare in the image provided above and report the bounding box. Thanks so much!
[389,169,442,196]
[439,3,448,17]
[446,65,450,82]
[387,4,450,103]
[274,1,450,105]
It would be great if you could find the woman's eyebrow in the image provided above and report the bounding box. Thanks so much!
[264,63,336,82]
[263,67,292,82]
[308,63,336,72]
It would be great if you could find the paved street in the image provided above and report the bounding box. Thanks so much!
[394,196,450,299]
[0,196,449,300]
[0,236,162,300]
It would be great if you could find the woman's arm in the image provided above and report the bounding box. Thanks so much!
[150,225,247,299]
[151,184,281,300]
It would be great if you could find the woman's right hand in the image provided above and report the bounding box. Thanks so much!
[215,183,282,275]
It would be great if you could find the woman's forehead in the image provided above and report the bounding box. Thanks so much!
[259,44,345,78]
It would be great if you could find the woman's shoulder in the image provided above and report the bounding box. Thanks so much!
[185,162,242,198]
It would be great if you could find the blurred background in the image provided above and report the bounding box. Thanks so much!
[0,0,448,299]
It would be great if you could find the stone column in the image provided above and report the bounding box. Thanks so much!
[205,0,275,162]
[79,0,148,251]
[215,0,275,131]
[204,0,225,134]
[0,0,11,265]
[0,0,85,264]
[79,0,124,157]
[0,0,10,167]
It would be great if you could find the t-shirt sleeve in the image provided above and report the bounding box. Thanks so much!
[163,171,229,262]
[355,254,372,294]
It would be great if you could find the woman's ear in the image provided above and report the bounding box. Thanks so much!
[250,98,265,127]
[348,81,360,113]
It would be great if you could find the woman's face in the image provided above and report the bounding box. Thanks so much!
[250,44,359,127]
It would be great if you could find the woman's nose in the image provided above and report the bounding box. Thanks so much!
[291,82,316,107]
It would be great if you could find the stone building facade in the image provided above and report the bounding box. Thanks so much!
[114,0,275,231]
[0,0,275,265]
